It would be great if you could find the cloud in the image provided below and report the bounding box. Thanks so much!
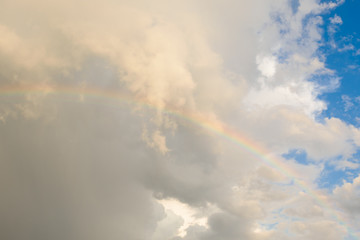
[330,14,343,25]
[0,0,358,239]
[150,209,185,240]
[333,174,360,216]
[333,159,360,171]
[0,99,160,240]
[257,55,277,78]
[342,95,354,112]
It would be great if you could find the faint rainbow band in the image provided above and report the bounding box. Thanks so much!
[0,83,357,239]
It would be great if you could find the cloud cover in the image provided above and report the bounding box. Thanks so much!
[0,0,359,239]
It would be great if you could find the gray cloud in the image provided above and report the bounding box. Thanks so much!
[0,0,358,239]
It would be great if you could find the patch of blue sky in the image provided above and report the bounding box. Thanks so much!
[318,164,354,190]
[282,148,309,164]
[257,222,279,232]
[283,147,360,191]
[261,208,302,237]
[288,0,300,14]
[317,0,360,126]
[316,152,360,191]
[274,49,290,64]
[311,1,360,193]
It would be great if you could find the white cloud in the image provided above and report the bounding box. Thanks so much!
[333,174,360,227]
[338,44,355,52]
[330,14,343,24]
[333,159,360,171]
[156,198,210,237]
[257,55,277,78]
[342,95,354,112]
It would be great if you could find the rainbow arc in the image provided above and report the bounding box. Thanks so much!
[0,83,357,239]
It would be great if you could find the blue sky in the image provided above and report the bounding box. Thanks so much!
[320,0,360,125]
[283,0,360,189]
[314,0,360,190]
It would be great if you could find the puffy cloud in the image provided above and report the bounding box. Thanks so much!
[333,175,360,216]
[234,107,360,161]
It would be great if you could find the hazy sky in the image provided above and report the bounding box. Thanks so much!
[1,0,360,239]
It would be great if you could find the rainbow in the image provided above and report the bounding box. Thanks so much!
[0,83,358,239]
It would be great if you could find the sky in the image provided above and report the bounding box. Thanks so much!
[1,0,360,239]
